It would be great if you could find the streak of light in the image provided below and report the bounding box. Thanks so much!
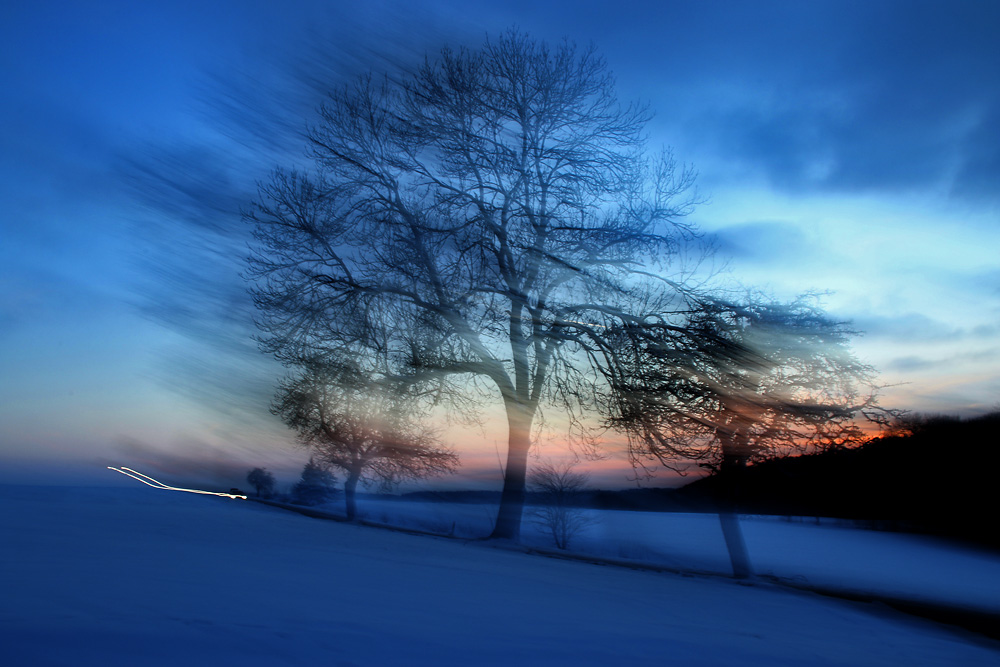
[108,466,247,499]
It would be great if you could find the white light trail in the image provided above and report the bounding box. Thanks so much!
[107,466,247,499]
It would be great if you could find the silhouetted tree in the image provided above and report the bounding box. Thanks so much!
[273,359,458,520]
[246,467,276,498]
[528,461,593,550]
[616,295,891,469]
[608,294,894,577]
[246,30,703,540]
[291,458,338,506]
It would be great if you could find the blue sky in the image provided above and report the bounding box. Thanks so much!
[2,0,998,489]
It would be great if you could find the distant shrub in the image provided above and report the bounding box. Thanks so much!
[291,459,338,506]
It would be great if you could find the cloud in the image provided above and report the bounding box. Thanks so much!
[887,346,1000,374]
[971,324,999,339]
[707,221,812,266]
[655,1,1000,201]
[848,312,998,343]
[886,356,939,373]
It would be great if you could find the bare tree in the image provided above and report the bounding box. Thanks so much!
[246,30,702,540]
[246,467,276,498]
[272,359,458,520]
[529,460,593,550]
[607,293,895,577]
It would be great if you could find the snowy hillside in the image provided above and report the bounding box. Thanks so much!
[347,497,1000,615]
[1,485,997,666]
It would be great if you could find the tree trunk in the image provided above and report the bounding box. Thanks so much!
[344,470,360,521]
[717,453,753,579]
[718,511,752,579]
[489,402,533,541]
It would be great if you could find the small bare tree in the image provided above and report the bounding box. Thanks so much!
[529,461,593,550]
[246,467,276,498]
[272,359,458,520]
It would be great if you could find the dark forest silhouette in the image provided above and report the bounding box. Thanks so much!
[665,413,1000,548]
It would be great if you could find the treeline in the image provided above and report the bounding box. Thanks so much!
[676,412,1000,547]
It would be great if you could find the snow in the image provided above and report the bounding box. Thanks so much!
[346,497,1000,614]
[1,485,998,666]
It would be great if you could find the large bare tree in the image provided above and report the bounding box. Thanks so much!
[246,31,701,539]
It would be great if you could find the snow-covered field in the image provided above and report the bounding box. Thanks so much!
[2,485,998,666]
[353,497,1000,614]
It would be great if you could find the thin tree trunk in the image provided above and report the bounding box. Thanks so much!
[344,470,360,521]
[718,454,753,579]
[718,511,752,579]
[489,402,533,541]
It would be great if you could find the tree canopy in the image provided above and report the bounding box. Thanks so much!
[246,30,702,539]
[608,294,891,475]
[246,29,890,545]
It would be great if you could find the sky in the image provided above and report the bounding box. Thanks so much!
[1,0,998,491]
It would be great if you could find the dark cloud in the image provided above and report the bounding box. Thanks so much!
[629,0,1000,201]
[707,221,812,265]
[951,102,1000,202]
